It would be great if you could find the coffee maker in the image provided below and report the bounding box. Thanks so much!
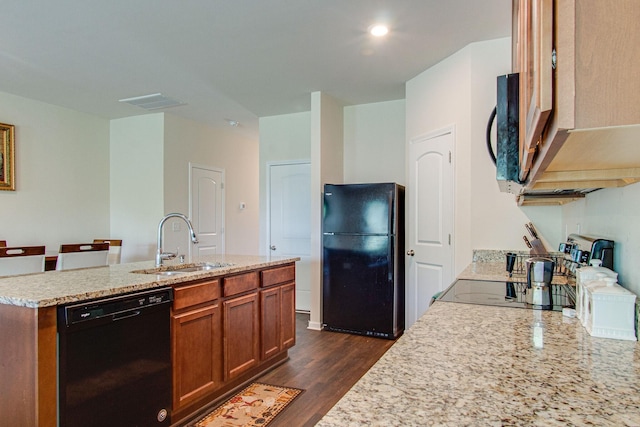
[526,257,555,309]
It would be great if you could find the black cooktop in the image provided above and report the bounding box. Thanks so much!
[437,279,574,311]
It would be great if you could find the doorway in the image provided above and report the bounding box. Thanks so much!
[268,161,311,312]
[406,127,455,327]
[189,163,225,257]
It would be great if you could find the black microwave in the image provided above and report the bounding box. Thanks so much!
[493,73,521,194]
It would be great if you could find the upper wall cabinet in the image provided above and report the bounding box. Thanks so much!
[512,0,553,180]
[512,0,640,205]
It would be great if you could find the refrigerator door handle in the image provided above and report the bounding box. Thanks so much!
[388,238,394,281]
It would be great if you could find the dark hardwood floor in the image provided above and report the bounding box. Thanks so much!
[257,313,395,427]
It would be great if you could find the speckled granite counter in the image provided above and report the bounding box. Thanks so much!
[317,258,640,427]
[459,249,569,285]
[0,254,299,308]
[456,260,569,285]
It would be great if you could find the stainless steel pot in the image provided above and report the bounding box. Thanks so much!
[526,257,555,308]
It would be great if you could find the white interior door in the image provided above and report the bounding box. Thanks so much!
[190,164,224,257]
[269,162,311,312]
[406,127,454,328]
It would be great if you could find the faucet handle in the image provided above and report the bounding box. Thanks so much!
[161,251,177,261]
[176,247,186,263]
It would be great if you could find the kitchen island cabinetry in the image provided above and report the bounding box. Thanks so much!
[0,254,298,427]
[222,291,260,380]
[171,279,222,412]
[260,265,296,360]
[171,266,297,424]
[0,304,57,427]
[512,0,640,204]
[221,271,260,381]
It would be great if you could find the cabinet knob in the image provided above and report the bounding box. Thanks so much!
[407,250,415,256]
[270,245,277,251]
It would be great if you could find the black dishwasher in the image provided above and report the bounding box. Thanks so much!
[57,287,173,427]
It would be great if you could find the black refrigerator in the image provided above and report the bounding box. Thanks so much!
[322,183,405,339]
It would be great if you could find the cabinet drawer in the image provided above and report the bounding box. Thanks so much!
[261,264,295,288]
[174,280,220,311]
[223,272,259,297]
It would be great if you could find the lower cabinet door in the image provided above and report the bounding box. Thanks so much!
[223,293,260,380]
[260,282,296,360]
[280,282,296,350]
[172,304,221,411]
[260,287,281,359]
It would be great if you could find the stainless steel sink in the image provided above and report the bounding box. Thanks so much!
[175,263,230,272]
[153,270,187,276]
[132,262,234,275]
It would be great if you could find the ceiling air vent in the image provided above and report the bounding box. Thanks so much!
[118,93,185,110]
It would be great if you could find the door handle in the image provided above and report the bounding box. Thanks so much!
[270,245,276,251]
[407,250,415,256]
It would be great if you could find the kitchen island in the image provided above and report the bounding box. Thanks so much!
[0,254,299,427]
[0,254,297,307]
[317,258,640,426]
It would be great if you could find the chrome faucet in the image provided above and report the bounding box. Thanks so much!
[156,213,199,267]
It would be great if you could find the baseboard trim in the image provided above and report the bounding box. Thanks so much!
[307,320,322,331]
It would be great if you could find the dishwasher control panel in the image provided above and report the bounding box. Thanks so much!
[60,287,173,326]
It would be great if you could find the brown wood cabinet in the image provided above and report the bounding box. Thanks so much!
[170,263,296,423]
[221,271,260,380]
[279,282,296,349]
[513,0,640,204]
[171,279,222,412]
[0,305,57,427]
[260,265,296,360]
[260,282,296,359]
[223,292,260,380]
[512,0,553,180]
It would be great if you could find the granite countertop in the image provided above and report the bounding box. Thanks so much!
[456,261,569,285]
[317,259,640,427]
[0,254,299,308]
[459,249,569,285]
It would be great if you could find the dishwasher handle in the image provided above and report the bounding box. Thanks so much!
[113,310,142,321]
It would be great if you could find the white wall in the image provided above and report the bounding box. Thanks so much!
[561,183,640,295]
[406,37,560,274]
[343,100,406,185]
[0,91,110,251]
[163,113,260,256]
[0,90,259,265]
[110,114,165,262]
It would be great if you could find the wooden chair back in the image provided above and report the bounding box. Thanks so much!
[56,243,109,271]
[93,239,123,264]
[0,246,46,276]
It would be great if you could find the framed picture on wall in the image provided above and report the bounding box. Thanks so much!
[0,122,15,191]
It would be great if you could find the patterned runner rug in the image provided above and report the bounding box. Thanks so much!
[192,382,304,427]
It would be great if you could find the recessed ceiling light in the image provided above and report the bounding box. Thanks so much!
[369,24,389,37]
